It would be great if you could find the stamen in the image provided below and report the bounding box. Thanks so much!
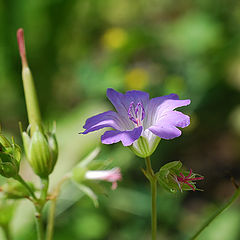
[176,169,204,192]
[128,101,145,126]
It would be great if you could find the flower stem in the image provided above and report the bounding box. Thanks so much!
[46,177,68,240]
[46,199,56,240]
[145,156,157,240]
[35,208,44,240]
[34,177,49,240]
[14,174,37,200]
[40,178,49,202]
[190,187,240,240]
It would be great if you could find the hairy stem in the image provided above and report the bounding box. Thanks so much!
[145,156,157,240]
[190,187,240,240]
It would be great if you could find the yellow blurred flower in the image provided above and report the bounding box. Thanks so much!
[125,68,149,90]
[102,28,127,50]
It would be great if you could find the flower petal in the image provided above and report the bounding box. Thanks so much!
[81,111,122,134]
[149,111,190,139]
[107,88,149,115]
[145,94,191,127]
[101,126,142,146]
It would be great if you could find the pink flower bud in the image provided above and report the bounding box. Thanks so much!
[85,168,122,190]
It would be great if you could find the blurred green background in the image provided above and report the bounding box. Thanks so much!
[1,0,240,239]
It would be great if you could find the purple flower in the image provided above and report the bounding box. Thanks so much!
[81,88,191,157]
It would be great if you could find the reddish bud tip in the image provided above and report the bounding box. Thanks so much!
[17,28,28,67]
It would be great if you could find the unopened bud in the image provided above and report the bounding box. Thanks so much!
[21,126,58,178]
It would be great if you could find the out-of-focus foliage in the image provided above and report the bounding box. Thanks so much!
[1,0,240,239]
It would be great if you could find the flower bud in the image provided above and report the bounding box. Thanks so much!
[21,126,58,178]
[129,136,161,158]
[0,133,21,178]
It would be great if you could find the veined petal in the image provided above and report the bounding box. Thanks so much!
[149,111,190,139]
[101,126,142,146]
[145,94,191,127]
[82,111,122,134]
[107,88,149,115]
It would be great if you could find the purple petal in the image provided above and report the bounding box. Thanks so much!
[81,111,121,134]
[145,94,191,127]
[107,88,149,116]
[148,111,190,139]
[101,126,142,146]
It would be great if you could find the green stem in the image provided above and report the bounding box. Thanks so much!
[40,178,49,202]
[2,224,11,240]
[46,199,56,240]
[145,156,157,240]
[190,187,240,240]
[34,177,49,240]
[14,174,37,200]
[46,177,68,240]
[35,208,44,240]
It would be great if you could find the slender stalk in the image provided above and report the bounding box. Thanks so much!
[190,187,240,240]
[145,156,157,240]
[151,178,157,240]
[46,177,68,240]
[35,209,44,240]
[34,177,49,240]
[40,178,49,202]
[14,174,37,200]
[46,199,56,240]
[2,224,11,240]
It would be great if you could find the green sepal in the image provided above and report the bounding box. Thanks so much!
[28,129,51,178]
[72,167,88,183]
[73,182,99,207]
[47,131,58,173]
[129,136,161,158]
[156,161,182,193]
[0,134,11,148]
[0,153,19,178]
[21,125,59,178]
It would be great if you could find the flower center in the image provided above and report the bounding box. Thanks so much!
[128,102,145,126]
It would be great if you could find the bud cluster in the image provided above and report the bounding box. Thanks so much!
[0,132,21,178]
